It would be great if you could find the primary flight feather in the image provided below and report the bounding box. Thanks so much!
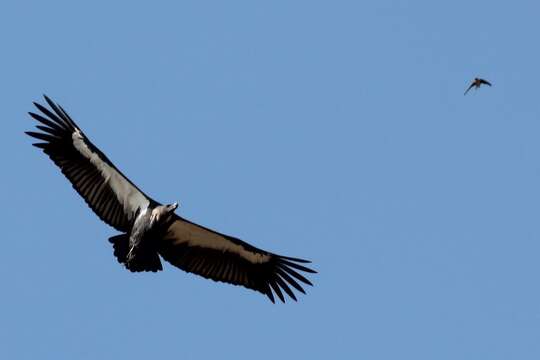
[26,95,315,303]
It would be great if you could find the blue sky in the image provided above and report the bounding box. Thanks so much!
[2,0,540,358]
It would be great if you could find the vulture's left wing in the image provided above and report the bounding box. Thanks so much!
[26,96,155,232]
[159,216,316,303]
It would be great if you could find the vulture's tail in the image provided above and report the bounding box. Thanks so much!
[108,234,163,272]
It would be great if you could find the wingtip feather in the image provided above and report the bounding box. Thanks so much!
[279,255,312,263]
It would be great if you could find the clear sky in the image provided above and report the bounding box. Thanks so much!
[2,0,540,359]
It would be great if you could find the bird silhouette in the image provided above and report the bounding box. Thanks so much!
[464,77,492,95]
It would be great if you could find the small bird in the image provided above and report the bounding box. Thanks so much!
[464,77,492,95]
[25,95,315,303]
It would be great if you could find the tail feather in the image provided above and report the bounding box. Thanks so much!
[109,234,129,265]
[108,234,162,272]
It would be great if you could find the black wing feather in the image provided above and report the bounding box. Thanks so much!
[159,216,316,303]
[26,95,155,232]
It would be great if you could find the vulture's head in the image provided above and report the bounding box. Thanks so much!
[150,202,178,225]
[167,202,179,212]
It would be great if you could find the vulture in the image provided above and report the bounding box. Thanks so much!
[464,77,492,95]
[25,95,315,303]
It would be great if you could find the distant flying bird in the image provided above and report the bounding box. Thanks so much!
[26,96,315,303]
[464,77,492,95]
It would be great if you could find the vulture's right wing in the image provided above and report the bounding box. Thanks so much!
[26,96,156,232]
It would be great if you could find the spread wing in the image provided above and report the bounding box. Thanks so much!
[479,78,492,86]
[158,216,316,303]
[26,95,155,232]
[464,82,475,95]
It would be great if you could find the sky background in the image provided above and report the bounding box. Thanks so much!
[1,0,540,359]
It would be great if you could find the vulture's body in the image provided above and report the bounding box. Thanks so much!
[26,96,315,303]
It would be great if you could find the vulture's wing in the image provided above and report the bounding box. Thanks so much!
[479,78,492,86]
[26,95,155,232]
[159,216,316,303]
[464,82,475,95]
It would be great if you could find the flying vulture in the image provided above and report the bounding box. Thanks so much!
[25,96,315,303]
[464,77,492,95]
